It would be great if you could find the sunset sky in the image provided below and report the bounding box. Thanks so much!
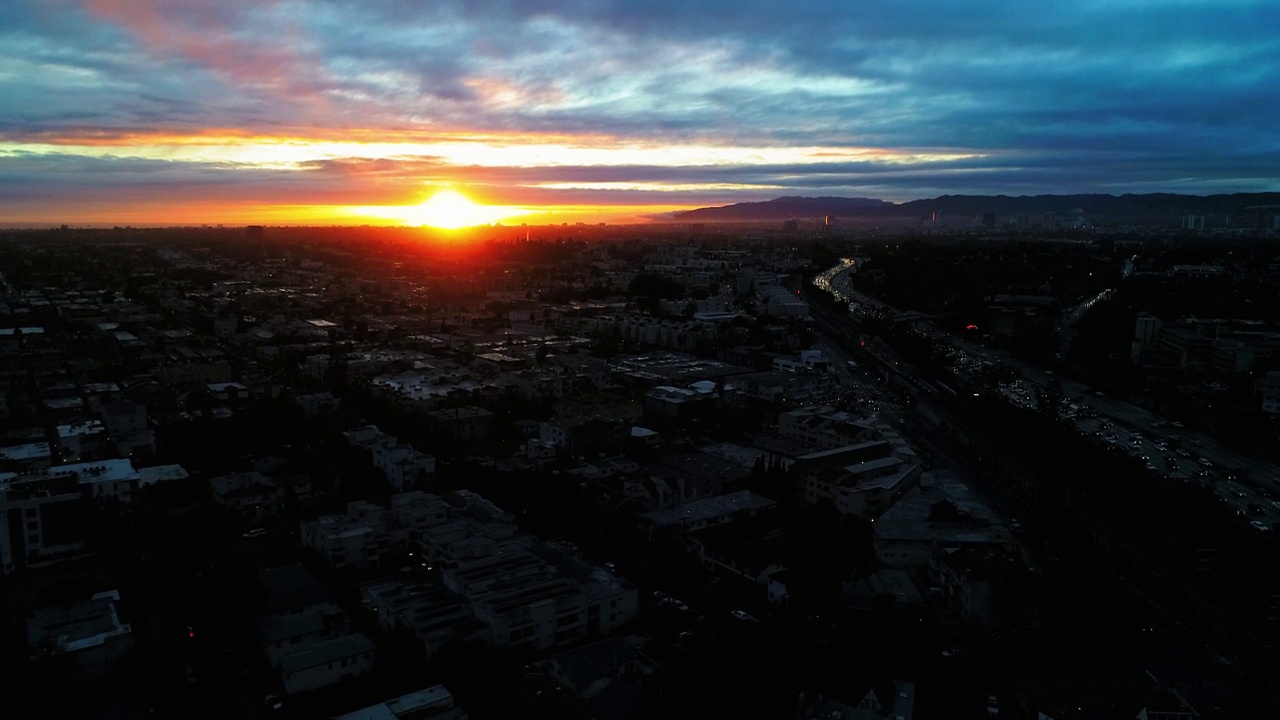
[2,1,1278,226]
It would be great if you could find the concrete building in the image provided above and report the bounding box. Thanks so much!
[261,601,352,667]
[359,579,476,660]
[315,491,640,656]
[758,284,809,318]
[936,546,1016,625]
[1,473,84,574]
[425,406,494,440]
[335,685,467,720]
[1259,370,1280,415]
[301,501,403,571]
[158,359,233,388]
[638,489,777,540]
[26,589,133,679]
[0,442,52,470]
[799,454,921,519]
[258,564,375,696]
[773,349,832,374]
[539,636,655,720]
[279,632,376,695]
[209,471,281,522]
[642,384,719,422]
[873,472,1017,569]
[1131,314,1163,363]
[343,425,399,452]
[2,457,141,509]
[778,406,878,450]
[56,420,109,461]
[292,391,337,418]
[372,442,436,492]
[100,399,147,437]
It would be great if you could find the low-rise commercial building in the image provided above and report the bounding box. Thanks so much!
[335,685,467,720]
[26,589,133,679]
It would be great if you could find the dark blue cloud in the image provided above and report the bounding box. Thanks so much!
[0,0,1277,219]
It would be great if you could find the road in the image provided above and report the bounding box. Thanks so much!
[807,263,1280,710]
[821,260,1280,529]
[946,332,1280,531]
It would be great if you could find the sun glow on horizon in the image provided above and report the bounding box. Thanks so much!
[351,190,527,228]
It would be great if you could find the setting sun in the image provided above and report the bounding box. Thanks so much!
[415,191,482,228]
[347,190,528,228]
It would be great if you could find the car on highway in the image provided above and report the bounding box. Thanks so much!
[661,597,690,612]
[1250,520,1271,532]
[730,610,759,622]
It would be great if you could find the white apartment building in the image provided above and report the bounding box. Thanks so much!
[373,442,437,492]
[335,685,465,720]
[260,601,351,667]
[279,632,376,695]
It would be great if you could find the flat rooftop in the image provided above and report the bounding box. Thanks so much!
[875,470,1013,546]
[0,442,51,462]
[27,590,131,657]
[641,490,777,528]
[335,685,457,720]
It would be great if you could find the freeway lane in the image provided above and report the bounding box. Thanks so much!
[946,323,1280,522]
[806,265,1280,710]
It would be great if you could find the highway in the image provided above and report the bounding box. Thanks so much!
[943,331,1280,532]
[806,263,1280,709]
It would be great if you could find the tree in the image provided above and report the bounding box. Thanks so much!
[928,499,966,523]
[628,272,687,300]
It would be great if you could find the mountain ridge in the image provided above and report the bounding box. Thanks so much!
[672,192,1280,222]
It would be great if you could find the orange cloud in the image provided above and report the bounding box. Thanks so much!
[83,0,331,104]
[0,125,627,148]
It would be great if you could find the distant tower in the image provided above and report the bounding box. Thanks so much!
[823,215,833,236]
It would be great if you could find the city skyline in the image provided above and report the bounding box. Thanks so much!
[2,1,1278,225]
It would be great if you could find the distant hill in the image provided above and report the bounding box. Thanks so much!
[673,196,892,221]
[673,193,1280,223]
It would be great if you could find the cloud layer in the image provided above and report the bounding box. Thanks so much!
[1,0,1278,223]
